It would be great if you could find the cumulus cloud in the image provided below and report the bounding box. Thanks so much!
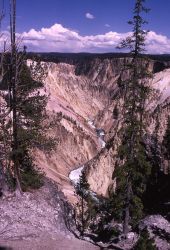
[0,23,170,54]
[85,13,95,19]
[146,31,170,54]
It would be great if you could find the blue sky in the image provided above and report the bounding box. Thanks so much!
[1,0,170,53]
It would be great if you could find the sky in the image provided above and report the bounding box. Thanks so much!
[1,0,170,53]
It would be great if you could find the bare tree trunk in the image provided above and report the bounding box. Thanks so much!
[0,161,7,195]
[10,0,22,194]
[123,181,131,236]
[81,196,84,236]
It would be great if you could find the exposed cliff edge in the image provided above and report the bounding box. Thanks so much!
[0,178,99,250]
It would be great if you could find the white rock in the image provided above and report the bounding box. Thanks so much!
[69,166,84,185]
[127,232,135,240]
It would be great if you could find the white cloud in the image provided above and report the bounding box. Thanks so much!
[105,24,111,28]
[146,31,170,54]
[85,13,95,20]
[1,23,170,54]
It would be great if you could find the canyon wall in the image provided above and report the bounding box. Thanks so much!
[33,55,170,199]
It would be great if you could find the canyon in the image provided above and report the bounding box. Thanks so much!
[0,53,170,250]
[32,54,170,201]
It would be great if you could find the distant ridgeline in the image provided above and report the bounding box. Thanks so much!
[27,52,170,74]
[27,52,170,62]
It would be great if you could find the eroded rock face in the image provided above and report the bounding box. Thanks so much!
[85,67,170,197]
[33,57,170,199]
[34,60,111,199]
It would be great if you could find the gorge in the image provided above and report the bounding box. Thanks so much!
[32,53,170,200]
[0,53,170,250]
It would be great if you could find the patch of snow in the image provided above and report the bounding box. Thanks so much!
[69,166,84,185]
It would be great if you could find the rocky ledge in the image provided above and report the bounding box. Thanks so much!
[0,178,99,250]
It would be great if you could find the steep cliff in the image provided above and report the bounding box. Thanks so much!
[33,55,170,199]
[33,59,111,199]
[82,57,170,196]
[85,65,170,197]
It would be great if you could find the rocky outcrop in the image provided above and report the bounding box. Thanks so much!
[0,178,99,250]
[0,179,67,239]
[139,215,170,250]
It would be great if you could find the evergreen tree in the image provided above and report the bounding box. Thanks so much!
[0,106,12,191]
[0,0,56,193]
[11,61,54,190]
[162,117,170,172]
[133,228,157,250]
[76,171,90,236]
[112,0,153,235]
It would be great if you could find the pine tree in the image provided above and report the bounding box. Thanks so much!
[143,117,170,215]
[0,0,56,193]
[133,228,157,250]
[9,0,23,193]
[0,1,13,192]
[12,60,54,190]
[162,117,170,171]
[0,106,12,191]
[112,0,153,235]
[76,171,90,236]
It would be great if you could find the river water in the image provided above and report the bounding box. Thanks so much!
[69,120,106,185]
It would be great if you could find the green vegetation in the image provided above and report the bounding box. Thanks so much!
[163,117,170,167]
[133,229,157,250]
[0,1,56,193]
[112,0,153,234]
[75,171,90,236]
